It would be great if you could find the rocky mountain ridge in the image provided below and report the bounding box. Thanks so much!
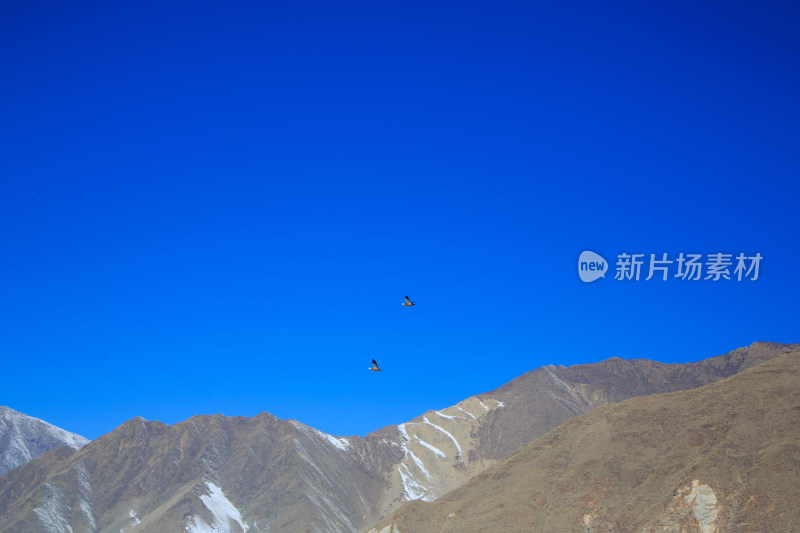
[370,346,800,532]
[0,341,795,532]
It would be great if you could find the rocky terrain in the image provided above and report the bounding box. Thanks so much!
[0,341,795,532]
[370,347,800,532]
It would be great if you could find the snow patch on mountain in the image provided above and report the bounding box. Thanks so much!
[456,407,475,419]
[320,433,351,451]
[421,416,461,456]
[290,420,351,452]
[34,484,74,533]
[395,423,435,502]
[186,482,248,533]
[26,462,96,533]
[397,463,431,502]
[391,398,504,504]
[416,438,446,459]
[120,509,141,533]
[405,449,432,481]
[397,423,410,441]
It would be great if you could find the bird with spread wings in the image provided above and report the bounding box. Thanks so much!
[370,296,417,373]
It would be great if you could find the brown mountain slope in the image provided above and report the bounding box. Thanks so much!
[371,347,800,533]
[473,341,798,461]
[376,341,798,516]
[0,412,402,533]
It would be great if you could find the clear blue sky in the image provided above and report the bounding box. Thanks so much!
[1,1,798,440]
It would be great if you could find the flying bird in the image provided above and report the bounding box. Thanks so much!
[369,359,382,371]
[401,296,416,306]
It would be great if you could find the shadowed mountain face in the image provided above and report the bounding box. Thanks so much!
[0,342,795,532]
[371,347,800,533]
[0,406,89,476]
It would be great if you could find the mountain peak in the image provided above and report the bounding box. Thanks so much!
[0,406,89,476]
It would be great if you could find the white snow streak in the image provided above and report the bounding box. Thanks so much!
[405,449,432,481]
[544,367,588,405]
[120,509,141,533]
[456,407,476,419]
[33,484,74,533]
[434,410,460,420]
[290,420,351,452]
[397,423,410,441]
[395,423,436,502]
[396,464,431,502]
[74,462,96,532]
[320,434,351,451]
[416,438,446,459]
[422,416,462,455]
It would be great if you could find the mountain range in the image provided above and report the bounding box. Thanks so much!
[370,345,800,532]
[0,341,796,532]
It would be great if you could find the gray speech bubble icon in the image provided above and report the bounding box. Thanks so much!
[578,251,607,282]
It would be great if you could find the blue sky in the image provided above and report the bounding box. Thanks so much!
[1,1,798,441]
